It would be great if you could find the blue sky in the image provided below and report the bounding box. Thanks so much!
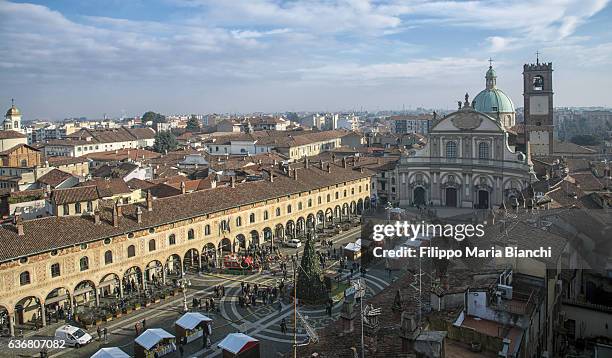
[1,0,611,119]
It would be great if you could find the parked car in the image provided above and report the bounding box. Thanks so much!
[286,238,302,248]
[54,325,92,348]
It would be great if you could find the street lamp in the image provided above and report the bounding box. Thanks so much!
[178,279,191,312]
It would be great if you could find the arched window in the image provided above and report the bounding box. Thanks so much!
[318,196,322,204]
[327,194,331,202]
[75,202,82,214]
[104,250,113,264]
[478,142,489,159]
[188,229,195,240]
[533,75,544,91]
[19,271,30,286]
[148,239,156,251]
[446,141,457,158]
[249,213,256,223]
[335,192,339,199]
[263,211,269,220]
[236,217,242,227]
[127,245,136,258]
[79,256,89,271]
[276,208,281,216]
[308,199,312,207]
[204,225,211,235]
[169,234,176,245]
[344,190,347,197]
[351,188,354,195]
[86,201,93,212]
[359,186,362,193]
[287,205,292,214]
[51,263,61,277]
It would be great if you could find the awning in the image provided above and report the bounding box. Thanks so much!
[135,328,175,350]
[217,333,258,354]
[175,312,213,330]
[91,347,130,358]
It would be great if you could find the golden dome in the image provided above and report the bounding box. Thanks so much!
[6,104,20,117]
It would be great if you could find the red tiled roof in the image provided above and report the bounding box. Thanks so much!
[51,185,99,205]
[37,169,75,187]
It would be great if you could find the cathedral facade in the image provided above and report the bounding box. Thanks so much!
[395,65,533,209]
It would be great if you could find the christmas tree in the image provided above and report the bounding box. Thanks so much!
[296,230,327,303]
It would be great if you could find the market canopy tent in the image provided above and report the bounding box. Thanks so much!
[175,312,213,330]
[344,239,362,260]
[91,347,130,358]
[135,328,175,350]
[218,333,260,358]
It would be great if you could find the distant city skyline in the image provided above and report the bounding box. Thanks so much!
[1,0,612,120]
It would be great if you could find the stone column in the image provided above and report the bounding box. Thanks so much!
[119,281,124,298]
[40,303,46,327]
[8,312,15,337]
[162,269,167,285]
[94,287,100,306]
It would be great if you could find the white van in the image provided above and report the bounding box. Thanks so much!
[54,325,92,348]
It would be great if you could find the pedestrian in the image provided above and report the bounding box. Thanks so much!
[142,318,146,330]
[135,323,140,336]
[280,318,287,334]
[179,344,184,357]
[103,327,108,343]
[278,300,283,314]
[96,326,101,342]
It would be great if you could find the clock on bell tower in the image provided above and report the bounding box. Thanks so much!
[523,54,554,156]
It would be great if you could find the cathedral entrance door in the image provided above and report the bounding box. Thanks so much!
[445,188,457,207]
[478,190,489,209]
[413,187,426,206]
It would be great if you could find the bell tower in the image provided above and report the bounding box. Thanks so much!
[523,55,554,156]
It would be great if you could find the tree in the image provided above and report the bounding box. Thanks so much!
[153,131,178,153]
[142,111,166,127]
[570,134,602,146]
[186,115,201,132]
[296,231,327,303]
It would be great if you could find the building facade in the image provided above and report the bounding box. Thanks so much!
[0,162,372,336]
[395,96,531,209]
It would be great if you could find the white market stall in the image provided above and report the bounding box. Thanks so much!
[134,328,176,358]
[218,333,260,358]
[175,312,213,344]
[344,239,362,260]
[91,347,130,358]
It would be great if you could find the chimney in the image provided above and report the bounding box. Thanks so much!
[327,163,331,173]
[93,210,101,225]
[293,168,298,180]
[14,214,24,236]
[342,157,347,168]
[112,202,119,227]
[136,206,143,224]
[146,190,153,211]
[230,176,236,188]
[181,181,186,194]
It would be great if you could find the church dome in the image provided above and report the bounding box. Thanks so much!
[474,88,515,114]
[5,104,20,117]
[473,65,515,114]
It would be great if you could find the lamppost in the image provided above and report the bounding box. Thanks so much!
[291,256,297,358]
[178,278,191,312]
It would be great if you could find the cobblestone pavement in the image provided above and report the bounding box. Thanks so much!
[0,227,402,358]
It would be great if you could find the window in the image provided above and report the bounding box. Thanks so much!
[20,271,30,286]
[263,211,269,220]
[287,205,292,214]
[169,234,176,245]
[188,229,195,240]
[335,192,339,200]
[127,245,136,258]
[87,201,93,212]
[80,257,89,271]
[104,250,113,264]
[249,213,255,223]
[63,204,70,215]
[318,196,322,204]
[478,142,489,159]
[344,190,347,197]
[276,208,281,216]
[308,199,312,207]
[351,188,354,195]
[148,239,156,251]
[51,263,61,278]
[236,217,242,227]
[327,194,331,202]
[204,225,211,235]
[20,159,27,167]
[75,202,81,214]
[298,202,302,210]
[446,141,457,158]
[533,75,544,91]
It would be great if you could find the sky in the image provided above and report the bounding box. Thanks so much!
[1,0,611,120]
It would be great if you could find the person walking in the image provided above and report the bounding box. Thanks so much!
[178,344,184,357]
[103,327,108,343]
[96,326,102,342]
[280,318,287,334]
